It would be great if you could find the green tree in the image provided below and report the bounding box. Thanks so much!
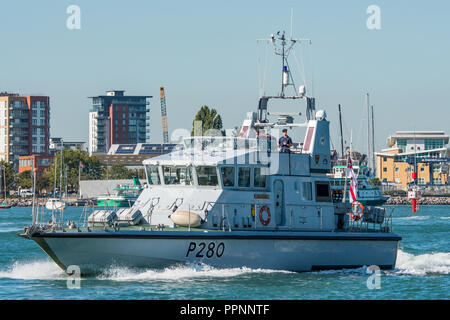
[102,164,135,180]
[36,173,50,193]
[0,161,15,192]
[191,106,223,136]
[47,149,104,194]
[368,177,381,188]
[17,170,32,189]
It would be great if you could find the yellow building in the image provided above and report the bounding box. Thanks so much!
[375,131,449,189]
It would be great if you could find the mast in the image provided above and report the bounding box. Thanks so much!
[78,161,81,200]
[255,30,311,126]
[366,93,370,170]
[31,163,36,226]
[59,149,63,199]
[3,165,6,202]
[338,104,344,158]
[350,129,353,156]
[371,105,375,174]
[53,156,57,197]
[64,166,68,199]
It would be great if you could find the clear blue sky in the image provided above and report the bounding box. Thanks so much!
[0,0,449,153]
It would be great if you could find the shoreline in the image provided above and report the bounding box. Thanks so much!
[1,198,88,207]
[385,196,450,206]
[1,197,450,207]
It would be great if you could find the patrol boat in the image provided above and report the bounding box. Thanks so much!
[20,31,401,274]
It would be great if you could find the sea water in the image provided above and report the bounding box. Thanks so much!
[0,206,448,300]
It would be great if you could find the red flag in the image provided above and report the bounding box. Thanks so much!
[346,156,358,203]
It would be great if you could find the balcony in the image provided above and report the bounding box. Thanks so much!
[9,113,29,119]
[9,104,28,110]
[9,122,28,128]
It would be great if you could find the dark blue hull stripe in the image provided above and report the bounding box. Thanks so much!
[31,232,402,242]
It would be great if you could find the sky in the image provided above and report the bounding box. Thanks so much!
[0,0,449,153]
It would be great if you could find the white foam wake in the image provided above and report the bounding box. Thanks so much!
[394,216,430,221]
[0,227,22,233]
[0,260,66,280]
[98,263,293,282]
[394,250,450,276]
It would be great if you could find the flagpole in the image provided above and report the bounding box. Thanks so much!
[78,161,81,200]
[343,153,348,203]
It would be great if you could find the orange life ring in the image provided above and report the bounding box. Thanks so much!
[259,206,271,226]
[349,202,364,221]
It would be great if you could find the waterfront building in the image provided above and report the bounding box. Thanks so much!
[0,92,50,167]
[18,155,53,174]
[88,90,152,154]
[49,137,85,154]
[375,131,449,188]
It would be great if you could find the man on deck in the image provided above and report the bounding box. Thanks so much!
[278,129,293,153]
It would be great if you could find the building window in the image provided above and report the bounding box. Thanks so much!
[383,167,387,172]
[395,167,399,172]
[383,157,387,162]
[425,139,444,150]
[420,167,425,172]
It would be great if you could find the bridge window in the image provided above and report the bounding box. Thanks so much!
[145,165,160,185]
[196,166,218,186]
[220,166,235,187]
[162,166,193,185]
[238,167,251,187]
[254,168,266,188]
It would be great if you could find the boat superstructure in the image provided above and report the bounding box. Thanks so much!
[328,160,389,206]
[20,29,401,274]
[94,177,143,208]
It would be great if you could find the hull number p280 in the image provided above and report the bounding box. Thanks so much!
[186,242,225,258]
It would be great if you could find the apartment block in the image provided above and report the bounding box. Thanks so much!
[0,92,50,167]
[89,90,151,154]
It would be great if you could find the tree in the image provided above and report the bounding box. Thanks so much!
[368,177,381,188]
[17,170,32,189]
[191,106,224,136]
[36,174,50,193]
[102,164,135,180]
[0,161,15,192]
[47,149,104,194]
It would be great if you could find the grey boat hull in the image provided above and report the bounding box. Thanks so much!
[29,230,401,274]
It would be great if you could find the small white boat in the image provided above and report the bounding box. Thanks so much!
[45,198,66,210]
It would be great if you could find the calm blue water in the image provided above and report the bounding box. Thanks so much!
[0,205,448,300]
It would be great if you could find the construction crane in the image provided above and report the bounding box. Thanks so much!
[159,86,169,144]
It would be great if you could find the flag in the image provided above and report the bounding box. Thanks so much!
[346,156,358,203]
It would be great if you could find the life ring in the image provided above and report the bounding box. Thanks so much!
[349,202,364,221]
[259,206,271,226]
